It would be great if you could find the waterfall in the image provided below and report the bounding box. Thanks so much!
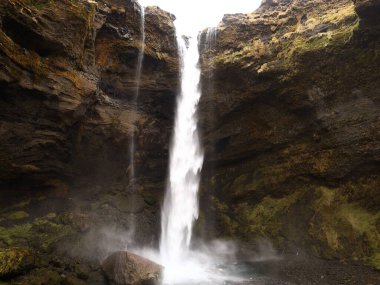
[159,29,204,282]
[132,2,263,283]
[129,5,145,183]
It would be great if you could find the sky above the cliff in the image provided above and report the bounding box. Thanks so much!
[139,0,262,35]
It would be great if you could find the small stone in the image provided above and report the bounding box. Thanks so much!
[74,264,90,280]
[61,275,86,285]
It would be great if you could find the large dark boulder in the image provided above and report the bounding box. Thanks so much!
[102,251,163,285]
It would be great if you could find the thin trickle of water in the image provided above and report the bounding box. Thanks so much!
[129,5,145,183]
[159,28,204,283]
[205,27,218,49]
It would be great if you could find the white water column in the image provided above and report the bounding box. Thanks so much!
[160,30,204,270]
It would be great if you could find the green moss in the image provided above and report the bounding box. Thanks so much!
[210,195,228,212]
[31,216,74,251]
[209,196,238,237]
[310,186,380,266]
[45,213,57,220]
[339,204,380,251]
[236,190,305,239]
[213,38,268,66]
[219,214,238,236]
[320,5,356,25]
[21,268,62,285]
[287,18,359,58]
[0,224,33,245]
[24,0,55,9]
[369,253,380,270]
[214,50,244,65]
[0,214,74,252]
[230,174,260,197]
[1,200,31,214]
[314,186,335,208]
[61,275,86,285]
[0,248,33,278]
[4,211,30,220]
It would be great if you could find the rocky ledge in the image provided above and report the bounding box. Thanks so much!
[198,0,380,270]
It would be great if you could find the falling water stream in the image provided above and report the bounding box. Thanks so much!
[159,30,204,283]
[129,14,248,285]
[156,27,247,285]
[134,1,265,284]
[129,5,145,184]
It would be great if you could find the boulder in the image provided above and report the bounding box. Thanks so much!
[102,251,163,285]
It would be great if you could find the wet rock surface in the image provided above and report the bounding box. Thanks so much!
[198,0,380,271]
[245,255,380,284]
[102,251,163,285]
[0,0,379,284]
[0,0,178,283]
[0,0,178,240]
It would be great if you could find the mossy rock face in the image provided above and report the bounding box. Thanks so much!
[0,213,75,253]
[236,190,306,239]
[0,248,34,278]
[0,0,178,261]
[309,185,380,265]
[11,262,95,285]
[16,268,62,285]
[60,275,86,285]
[198,0,380,270]
[3,211,29,221]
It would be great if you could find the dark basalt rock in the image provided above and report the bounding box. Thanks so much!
[0,0,178,282]
[0,0,178,190]
[198,0,380,270]
[0,0,178,240]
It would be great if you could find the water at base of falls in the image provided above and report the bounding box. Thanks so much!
[138,241,281,285]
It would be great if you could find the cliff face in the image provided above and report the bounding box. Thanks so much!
[0,0,178,186]
[199,0,379,268]
[0,0,178,280]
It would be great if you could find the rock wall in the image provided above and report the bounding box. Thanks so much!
[0,0,178,282]
[198,0,379,269]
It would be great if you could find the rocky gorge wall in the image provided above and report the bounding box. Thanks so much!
[0,0,379,283]
[198,0,379,269]
[0,0,178,282]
